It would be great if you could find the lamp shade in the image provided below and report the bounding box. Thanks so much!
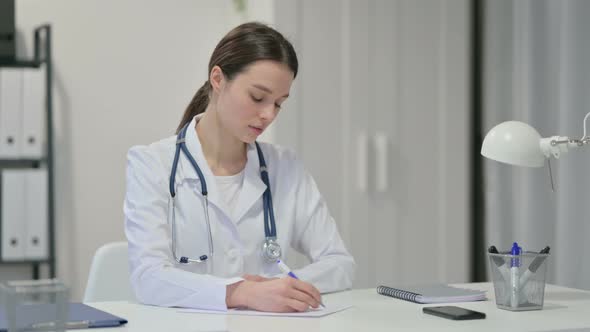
[481,121,546,167]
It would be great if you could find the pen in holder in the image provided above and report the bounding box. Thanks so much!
[509,242,521,308]
[0,279,69,332]
[488,246,550,311]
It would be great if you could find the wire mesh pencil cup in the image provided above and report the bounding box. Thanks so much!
[488,251,549,311]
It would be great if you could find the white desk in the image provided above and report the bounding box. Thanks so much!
[87,283,590,332]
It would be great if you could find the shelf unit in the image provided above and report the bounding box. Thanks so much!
[0,25,55,279]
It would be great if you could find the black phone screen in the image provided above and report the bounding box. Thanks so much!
[423,306,486,320]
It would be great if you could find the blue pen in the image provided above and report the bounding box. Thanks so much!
[276,259,325,308]
[510,242,521,308]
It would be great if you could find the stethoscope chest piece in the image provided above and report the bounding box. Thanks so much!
[262,238,282,263]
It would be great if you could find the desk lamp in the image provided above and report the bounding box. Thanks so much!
[481,112,590,189]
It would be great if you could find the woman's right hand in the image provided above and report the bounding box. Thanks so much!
[242,274,275,282]
[226,277,322,312]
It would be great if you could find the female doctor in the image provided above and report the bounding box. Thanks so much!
[124,22,355,313]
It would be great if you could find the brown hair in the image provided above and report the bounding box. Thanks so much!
[177,22,298,133]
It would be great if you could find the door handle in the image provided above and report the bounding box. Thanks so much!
[357,132,368,192]
[374,132,388,193]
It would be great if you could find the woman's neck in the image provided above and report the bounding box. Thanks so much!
[196,108,247,176]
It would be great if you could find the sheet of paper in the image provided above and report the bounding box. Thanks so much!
[177,304,353,317]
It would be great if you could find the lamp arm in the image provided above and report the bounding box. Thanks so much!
[550,138,586,146]
[540,136,581,159]
[540,111,590,159]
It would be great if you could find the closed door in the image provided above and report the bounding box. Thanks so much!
[274,0,470,288]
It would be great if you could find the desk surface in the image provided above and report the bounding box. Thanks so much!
[87,283,590,332]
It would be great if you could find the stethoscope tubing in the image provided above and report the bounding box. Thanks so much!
[168,122,279,264]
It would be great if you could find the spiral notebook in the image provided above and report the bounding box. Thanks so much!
[377,284,486,304]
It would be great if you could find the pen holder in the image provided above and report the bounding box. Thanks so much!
[488,251,549,311]
[0,279,69,332]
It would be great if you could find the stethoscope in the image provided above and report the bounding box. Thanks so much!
[168,122,282,264]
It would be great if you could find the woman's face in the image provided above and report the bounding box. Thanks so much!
[213,60,294,144]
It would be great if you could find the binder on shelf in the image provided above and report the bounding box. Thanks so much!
[1,170,25,261]
[0,169,48,261]
[376,284,486,304]
[0,68,23,158]
[21,66,45,159]
[24,168,48,259]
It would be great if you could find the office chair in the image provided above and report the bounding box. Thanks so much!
[83,241,136,302]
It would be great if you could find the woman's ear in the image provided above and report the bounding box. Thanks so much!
[209,66,225,94]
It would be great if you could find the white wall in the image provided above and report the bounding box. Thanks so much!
[5,0,273,300]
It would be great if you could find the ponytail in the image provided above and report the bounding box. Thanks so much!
[176,81,210,133]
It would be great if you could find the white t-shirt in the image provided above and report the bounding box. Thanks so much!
[215,169,245,220]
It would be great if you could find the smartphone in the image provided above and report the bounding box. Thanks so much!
[423,306,486,320]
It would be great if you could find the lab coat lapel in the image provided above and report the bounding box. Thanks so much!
[233,143,267,224]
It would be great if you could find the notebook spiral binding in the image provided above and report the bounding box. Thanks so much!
[376,285,420,303]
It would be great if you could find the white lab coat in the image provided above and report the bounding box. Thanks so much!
[124,115,355,310]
